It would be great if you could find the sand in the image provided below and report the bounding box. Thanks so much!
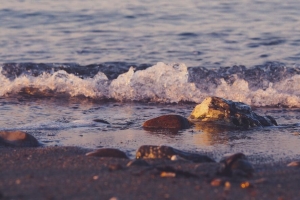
[0,146,300,200]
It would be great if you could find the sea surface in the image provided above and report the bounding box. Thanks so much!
[1,0,300,162]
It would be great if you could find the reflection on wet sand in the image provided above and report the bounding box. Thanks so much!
[193,123,238,146]
[143,122,243,146]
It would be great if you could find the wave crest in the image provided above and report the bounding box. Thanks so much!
[2,62,300,107]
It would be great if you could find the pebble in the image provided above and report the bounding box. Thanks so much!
[160,172,176,178]
[210,178,223,187]
[240,181,253,189]
[143,114,191,129]
[136,145,215,163]
[0,131,39,147]
[218,153,254,177]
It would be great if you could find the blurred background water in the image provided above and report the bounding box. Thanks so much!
[1,0,300,67]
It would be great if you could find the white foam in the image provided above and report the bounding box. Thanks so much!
[2,62,300,107]
[109,62,203,102]
[212,75,300,107]
[0,68,109,98]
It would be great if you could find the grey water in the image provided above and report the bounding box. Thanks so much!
[1,0,300,162]
[1,0,300,67]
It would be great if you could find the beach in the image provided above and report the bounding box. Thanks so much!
[1,146,300,200]
[1,0,300,199]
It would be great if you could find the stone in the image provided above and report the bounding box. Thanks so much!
[126,159,151,167]
[189,96,277,128]
[143,114,191,129]
[86,148,129,159]
[0,131,39,147]
[217,153,254,177]
[136,145,215,163]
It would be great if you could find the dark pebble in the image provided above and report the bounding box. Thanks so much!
[218,153,254,177]
[143,115,191,129]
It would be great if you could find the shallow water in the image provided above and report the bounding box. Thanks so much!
[1,97,300,162]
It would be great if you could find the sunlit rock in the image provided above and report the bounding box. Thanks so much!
[143,114,191,129]
[136,145,215,163]
[86,148,129,159]
[189,96,277,128]
[217,153,254,177]
[0,131,39,147]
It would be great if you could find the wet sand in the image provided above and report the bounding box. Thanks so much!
[0,146,300,200]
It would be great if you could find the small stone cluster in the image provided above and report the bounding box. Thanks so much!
[86,145,254,178]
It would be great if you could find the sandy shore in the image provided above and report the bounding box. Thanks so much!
[0,146,300,200]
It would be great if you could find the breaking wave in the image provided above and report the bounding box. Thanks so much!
[1,62,300,107]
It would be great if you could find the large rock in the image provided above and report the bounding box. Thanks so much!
[189,97,277,128]
[0,131,39,147]
[136,145,215,163]
[143,114,191,129]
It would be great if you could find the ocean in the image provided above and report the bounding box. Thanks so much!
[1,0,300,162]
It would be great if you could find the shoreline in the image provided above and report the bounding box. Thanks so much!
[1,146,300,200]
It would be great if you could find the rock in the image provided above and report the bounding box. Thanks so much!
[189,96,277,128]
[136,145,215,163]
[217,153,254,177]
[210,178,224,187]
[86,148,129,159]
[0,131,39,147]
[127,159,151,167]
[143,114,191,129]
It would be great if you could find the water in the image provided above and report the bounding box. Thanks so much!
[1,0,300,162]
[1,0,300,67]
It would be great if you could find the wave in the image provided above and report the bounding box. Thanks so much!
[1,62,300,107]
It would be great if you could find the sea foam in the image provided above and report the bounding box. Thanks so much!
[1,62,300,107]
